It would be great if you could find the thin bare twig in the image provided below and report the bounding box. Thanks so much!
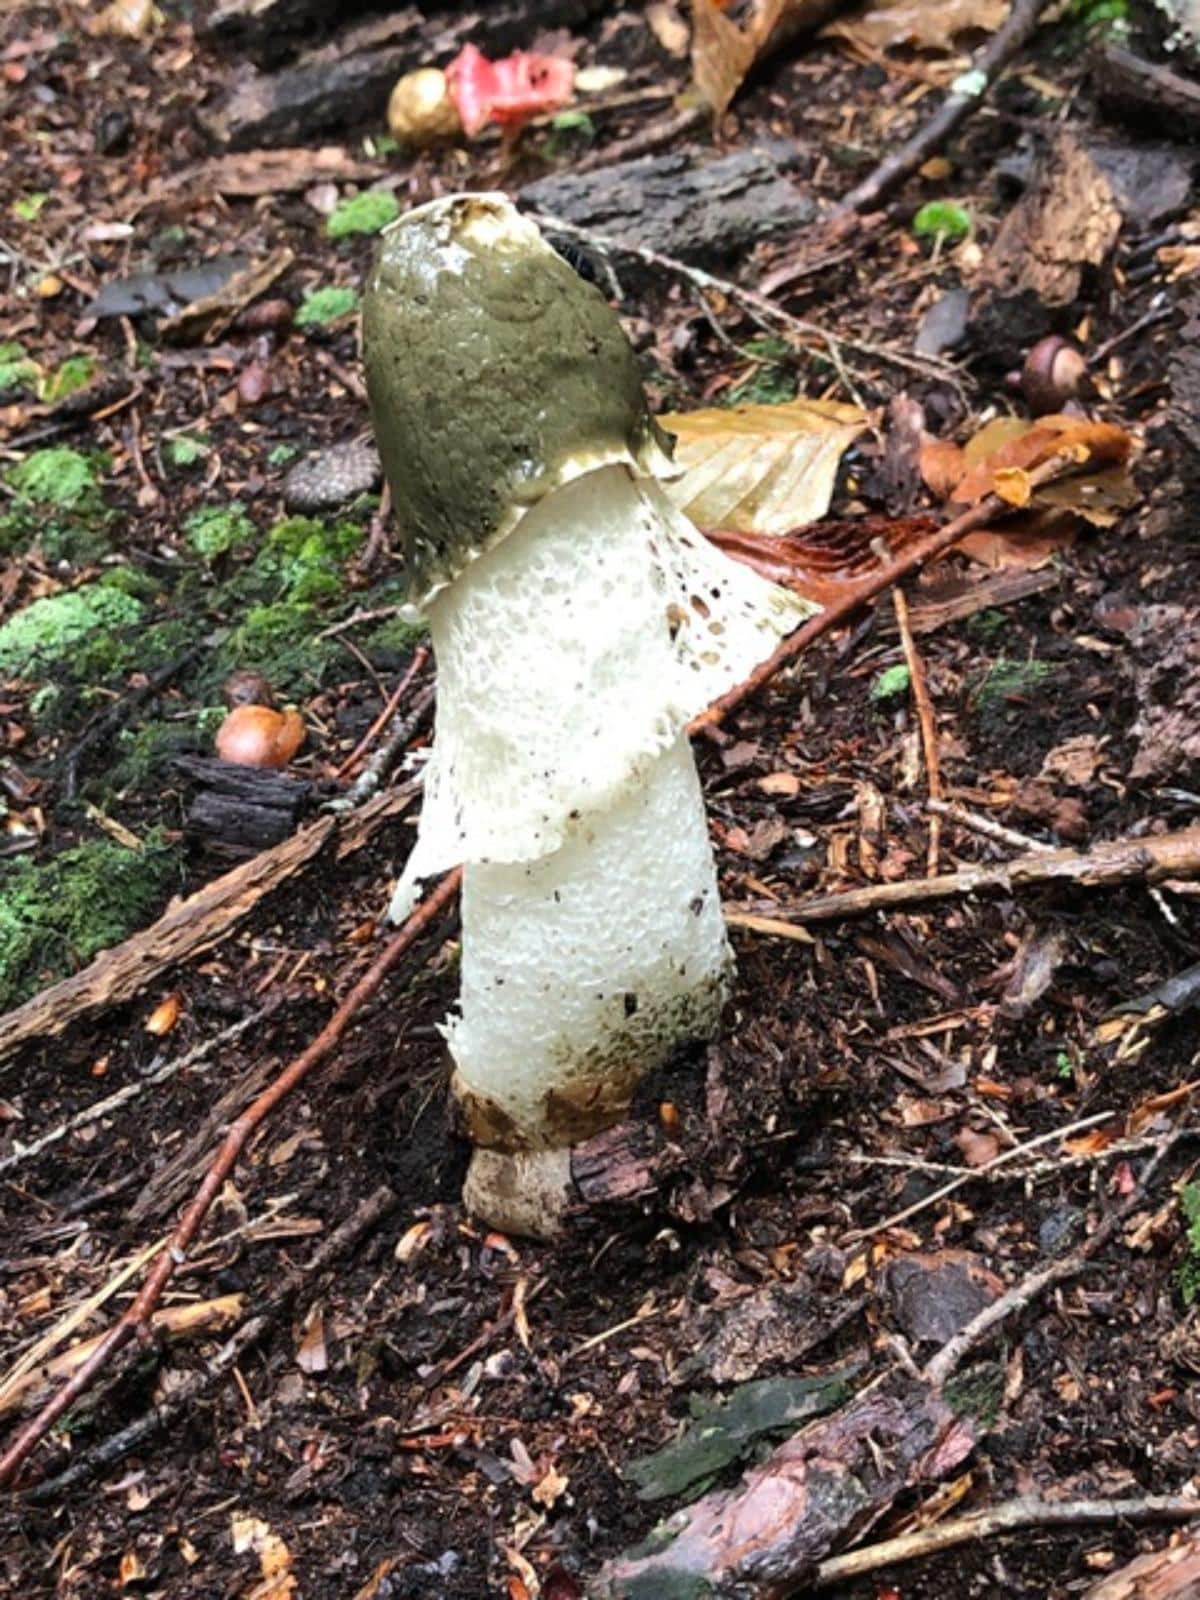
[334,644,429,781]
[524,210,957,384]
[845,1110,1113,1245]
[0,870,460,1490]
[928,797,1053,855]
[814,1493,1200,1588]
[924,1129,1183,1387]
[894,587,942,873]
[836,0,1058,216]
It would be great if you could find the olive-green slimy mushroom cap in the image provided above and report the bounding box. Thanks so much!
[363,192,673,608]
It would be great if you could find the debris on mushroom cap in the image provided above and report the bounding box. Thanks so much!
[283,439,382,514]
[445,43,576,138]
[362,192,674,608]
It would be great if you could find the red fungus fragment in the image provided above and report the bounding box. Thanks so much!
[445,43,575,138]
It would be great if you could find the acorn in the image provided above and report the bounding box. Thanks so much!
[215,705,305,768]
[387,68,463,146]
[1021,336,1088,416]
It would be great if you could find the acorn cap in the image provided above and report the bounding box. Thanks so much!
[362,192,672,607]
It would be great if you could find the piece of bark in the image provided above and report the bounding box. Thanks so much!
[570,1120,674,1206]
[205,1,605,147]
[520,143,815,264]
[1084,1532,1200,1600]
[884,1250,1005,1347]
[175,755,316,853]
[200,0,392,62]
[969,130,1122,366]
[1169,292,1200,482]
[1094,41,1200,140]
[589,1376,976,1598]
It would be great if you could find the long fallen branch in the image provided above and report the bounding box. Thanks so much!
[0,871,459,1491]
[755,826,1200,924]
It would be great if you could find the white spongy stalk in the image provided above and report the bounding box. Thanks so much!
[393,464,811,898]
[446,732,730,1151]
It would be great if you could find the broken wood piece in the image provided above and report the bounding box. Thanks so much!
[0,786,414,1064]
[521,142,815,264]
[589,1375,976,1596]
[814,1494,1200,1591]
[758,826,1200,925]
[1083,1527,1200,1599]
[175,754,316,853]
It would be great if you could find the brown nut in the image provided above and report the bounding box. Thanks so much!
[223,670,276,709]
[215,705,305,768]
[387,67,462,146]
[1021,336,1088,416]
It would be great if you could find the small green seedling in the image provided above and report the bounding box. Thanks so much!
[871,663,912,702]
[912,201,971,244]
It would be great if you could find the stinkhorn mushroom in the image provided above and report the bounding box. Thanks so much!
[363,194,813,1237]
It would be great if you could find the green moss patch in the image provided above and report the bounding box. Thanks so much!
[185,503,256,561]
[327,191,400,239]
[6,447,97,508]
[0,584,143,678]
[296,286,358,328]
[0,831,180,1011]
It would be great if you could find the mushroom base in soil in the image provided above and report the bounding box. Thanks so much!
[363,194,816,1238]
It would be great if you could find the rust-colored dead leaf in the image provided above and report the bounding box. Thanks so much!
[951,415,1133,505]
[661,395,867,535]
[144,991,182,1037]
[118,1550,145,1587]
[1062,1128,1116,1157]
[919,434,966,499]
[826,0,1007,53]
[708,515,936,605]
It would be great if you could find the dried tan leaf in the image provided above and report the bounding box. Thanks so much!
[660,396,867,535]
[94,0,162,40]
[295,1305,328,1373]
[826,0,1008,54]
[691,0,845,118]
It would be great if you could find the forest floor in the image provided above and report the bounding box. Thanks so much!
[2,2,1200,1597]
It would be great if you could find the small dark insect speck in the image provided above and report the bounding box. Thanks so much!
[551,238,599,284]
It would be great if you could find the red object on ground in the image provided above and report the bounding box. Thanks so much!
[445,42,575,137]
